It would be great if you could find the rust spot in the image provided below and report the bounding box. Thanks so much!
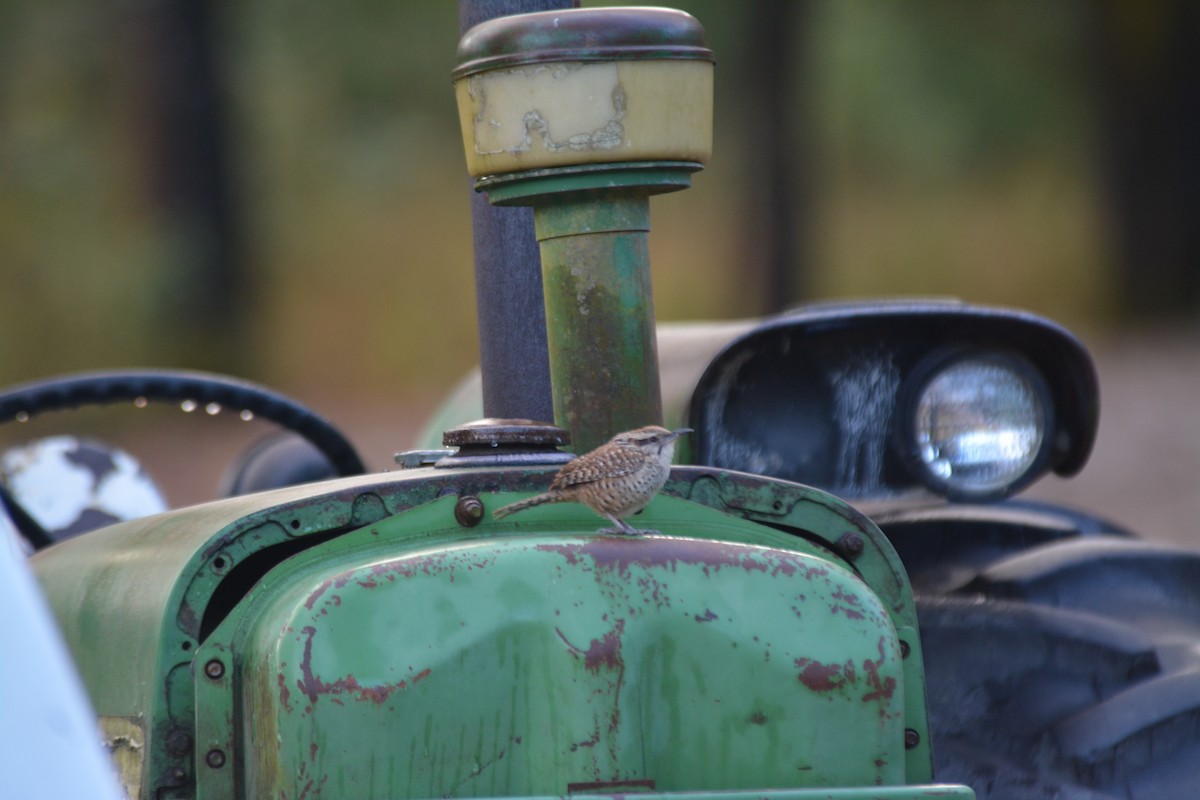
[794,657,848,693]
[748,711,768,725]
[694,609,718,623]
[413,668,432,684]
[556,620,627,734]
[535,538,824,581]
[831,604,865,620]
[830,587,867,620]
[832,588,862,607]
[568,779,656,793]
[200,531,237,561]
[295,626,422,706]
[278,672,293,713]
[569,730,601,751]
[294,761,328,800]
[310,743,318,762]
[861,639,897,705]
[305,580,332,611]
[556,620,626,673]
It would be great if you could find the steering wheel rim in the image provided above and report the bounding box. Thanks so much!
[0,369,366,477]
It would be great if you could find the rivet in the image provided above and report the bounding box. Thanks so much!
[454,496,485,527]
[904,728,921,749]
[204,659,225,680]
[205,749,227,769]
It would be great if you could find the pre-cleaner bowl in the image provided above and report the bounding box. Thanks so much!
[453,7,714,178]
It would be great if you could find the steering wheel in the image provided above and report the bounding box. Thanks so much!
[0,369,366,548]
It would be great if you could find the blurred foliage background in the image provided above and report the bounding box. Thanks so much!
[1,1,1197,440]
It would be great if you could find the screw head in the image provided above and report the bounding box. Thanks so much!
[904,728,921,749]
[454,495,485,527]
[204,659,225,680]
[205,749,227,769]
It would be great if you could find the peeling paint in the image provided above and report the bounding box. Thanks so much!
[861,638,898,706]
[304,579,333,611]
[794,657,854,693]
[534,537,824,581]
[295,626,426,706]
[278,672,293,713]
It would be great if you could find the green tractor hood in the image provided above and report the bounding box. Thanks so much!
[32,464,965,800]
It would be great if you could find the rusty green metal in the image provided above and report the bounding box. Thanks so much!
[200,495,909,797]
[477,162,701,453]
[536,190,661,450]
[31,463,958,798]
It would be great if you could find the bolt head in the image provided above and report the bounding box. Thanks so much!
[205,749,227,769]
[837,532,865,558]
[203,659,225,680]
[454,496,485,527]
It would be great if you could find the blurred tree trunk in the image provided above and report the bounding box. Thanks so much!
[123,0,248,370]
[1091,1,1200,318]
[741,0,810,313]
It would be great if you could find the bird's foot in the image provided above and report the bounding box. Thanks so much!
[598,526,656,537]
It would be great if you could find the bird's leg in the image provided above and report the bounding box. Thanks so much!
[599,513,651,537]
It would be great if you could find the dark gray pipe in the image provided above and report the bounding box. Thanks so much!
[458,0,577,424]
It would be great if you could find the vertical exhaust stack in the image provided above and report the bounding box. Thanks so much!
[453,7,714,453]
[458,0,577,426]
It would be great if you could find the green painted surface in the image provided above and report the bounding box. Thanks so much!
[535,194,662,451]
[205,496,910,798]
[433,792,972,800]
[31,464,954,798]
[474,161,705,452]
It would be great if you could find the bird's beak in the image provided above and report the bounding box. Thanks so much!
[669,428,694,441]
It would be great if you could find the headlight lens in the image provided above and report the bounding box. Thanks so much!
[909,353,1051,499]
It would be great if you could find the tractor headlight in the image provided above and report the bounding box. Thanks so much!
[901,352,1053,501]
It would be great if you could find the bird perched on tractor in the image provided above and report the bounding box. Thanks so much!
[492,425,691,535]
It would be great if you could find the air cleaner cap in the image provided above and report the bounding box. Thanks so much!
[453,7,714,78]
[453,6,714,177]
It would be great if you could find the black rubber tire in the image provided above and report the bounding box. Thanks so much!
[884,515,1200,800]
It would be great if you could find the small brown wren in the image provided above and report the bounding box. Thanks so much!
[492,425,692,535]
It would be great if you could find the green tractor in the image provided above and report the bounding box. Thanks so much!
[5,6,1199,800]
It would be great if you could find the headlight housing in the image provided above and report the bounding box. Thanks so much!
[899,351,1054,501]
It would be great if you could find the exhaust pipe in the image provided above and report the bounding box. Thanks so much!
[457,0,578,425]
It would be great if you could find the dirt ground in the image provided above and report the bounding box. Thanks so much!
[1023,327,1200,551]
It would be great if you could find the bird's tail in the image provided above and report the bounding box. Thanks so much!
[492,492,559,520]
